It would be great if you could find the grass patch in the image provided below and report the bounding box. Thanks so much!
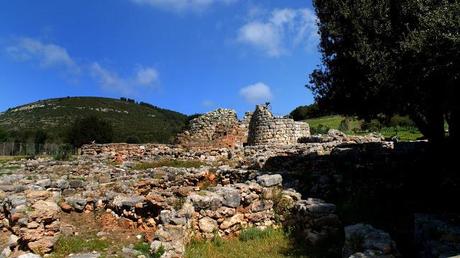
[305,115,422,141]
[0,156,25,164]
[48,234,110,258]
[185,228,308,258]
[306,115,361,131]
[133,159,206,170]
[239,227,274,242]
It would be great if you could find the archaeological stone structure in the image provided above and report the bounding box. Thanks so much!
[177,105,311,148]
[247,105,310,146]
[1,128,428,258]
[175,109,247,148]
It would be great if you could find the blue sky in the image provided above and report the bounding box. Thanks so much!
[0,0,319,117]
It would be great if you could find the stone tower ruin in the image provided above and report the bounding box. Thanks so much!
[246,104,310,146]
[176,105,310,147]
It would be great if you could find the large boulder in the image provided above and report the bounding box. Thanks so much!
[343,224,398,258]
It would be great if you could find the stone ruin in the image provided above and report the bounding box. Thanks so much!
[247,105,310,146]
[175,109,247,148]
[176,104,310,148]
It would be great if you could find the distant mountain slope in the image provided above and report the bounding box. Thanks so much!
[0,97,188,143]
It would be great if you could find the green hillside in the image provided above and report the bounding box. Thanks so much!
[0,97,188,143]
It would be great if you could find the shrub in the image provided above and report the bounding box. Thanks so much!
[54,144,74,161]
[311,124,330,135]
[338,117,352,132]
[152,245,165,258]
[133,241,153,257]
[67,116,113,147]
[388,115,415,127]
[126,135,141,144]
[361,119,382,132]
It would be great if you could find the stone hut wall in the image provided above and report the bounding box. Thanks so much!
[247,105,310,146]
[176,109,247,148]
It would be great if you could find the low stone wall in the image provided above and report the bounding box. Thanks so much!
[80,143,239,163]
[0,158,340,258]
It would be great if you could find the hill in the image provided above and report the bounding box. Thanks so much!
[0,97,188,143]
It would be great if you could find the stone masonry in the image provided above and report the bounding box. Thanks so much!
[176,109,247,148]
[247,105,310,146]
[177,105,311,148]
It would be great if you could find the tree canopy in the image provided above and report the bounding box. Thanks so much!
[67,116,114,147]
[289,103,327,121]
[309,0,460,143]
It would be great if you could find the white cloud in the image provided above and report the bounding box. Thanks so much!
[237,8,318,57]
[136,67,159,85]
[90,63,159,95]
[239,82,273,104]
[202,100,215,107]
[4,36,159,95]
[130,0,237,12]
[6,37,80,73]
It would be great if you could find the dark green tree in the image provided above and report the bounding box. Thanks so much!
[289,103,325,121]
[0,127,8,142]
[34,129,48,154]
[67,116,114,147]
[309,0,460,143]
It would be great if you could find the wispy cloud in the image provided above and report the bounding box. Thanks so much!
[90,62,159,95]
[239,82,273,104]
[130,0,237,12]
[5,37,80,74]
[135,67,159,85]
[237,8,318,57]
[202,100,215,107]
[4,36,160,96]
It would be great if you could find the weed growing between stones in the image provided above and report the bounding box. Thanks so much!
[133,241,153,257]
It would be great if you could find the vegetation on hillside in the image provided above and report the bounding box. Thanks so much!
[0,97,188,144]
[289,103,329,121]
[305,115,422,141]
[309,0,460,143]
[67,116,114,147]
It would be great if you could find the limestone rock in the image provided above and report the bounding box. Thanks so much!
[199,217,218,233]
[257,174,282,187]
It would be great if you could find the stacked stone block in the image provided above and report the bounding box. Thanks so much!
[247,105,310,146]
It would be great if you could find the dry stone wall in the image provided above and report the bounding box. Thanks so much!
[176,109,247,148]
[176,105,311,148]
[247,105,310,146]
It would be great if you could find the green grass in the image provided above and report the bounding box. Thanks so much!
[133,241,155,257]
[133,159,206,170]
[305,115,361,130]
[48,235,111,258]
[305,115,422,141]
[185,228,309,258]
[0,156,25,164]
